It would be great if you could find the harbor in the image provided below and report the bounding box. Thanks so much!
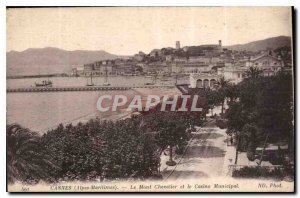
[6,76,182,133]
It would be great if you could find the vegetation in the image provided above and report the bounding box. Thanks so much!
[148,111,192,165]
[225,67,293,165]
[216,77,231,115]
[7,124,59,184]
[232,166,289,180]
[274,46,292,67]
[205,88,222,117]
[7,109,201,184]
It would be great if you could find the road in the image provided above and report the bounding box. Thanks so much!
[163,119,228,180]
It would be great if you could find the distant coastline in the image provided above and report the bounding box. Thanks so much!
[7,73,69,79]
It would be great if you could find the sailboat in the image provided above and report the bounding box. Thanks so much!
[86,73,94,86]
[103,66,111,86]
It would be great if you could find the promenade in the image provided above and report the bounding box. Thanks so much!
[161,118,229,180]
[160,104,239,180]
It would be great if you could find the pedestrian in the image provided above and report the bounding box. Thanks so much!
[230,136,233,146]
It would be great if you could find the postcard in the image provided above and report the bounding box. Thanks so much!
[6,7,294,192]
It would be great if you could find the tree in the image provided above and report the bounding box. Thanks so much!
[254,72,293,155]
[152,112,190,166]
[274,46,292,67]
[226,69,293,165]
[226,101,248,164]
[205,88,221,117]
[225,83,239,103]
[244,66,262,79]
[216,76,230,115]
[7,124,58,183]
[41,123,104,181]
[42,118,161,181]
[241,123,261,161]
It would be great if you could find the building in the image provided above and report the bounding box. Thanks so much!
[185,40,222,57]
[188,56,211,64]
[72,66,84,76]
[216,54,285,84]
[182,46,189,52]
[146,62,169,74]
[176,41,180,50]
[133,53,145,62]
[100,65,114,76]
[189,73,221,88]
[174,56,188,63]
[217,66,246,84]
[218,40,222,53]
[149,49,162,58]
[250,54,283,76]
[83,63,95,75]
[165,55,174,62]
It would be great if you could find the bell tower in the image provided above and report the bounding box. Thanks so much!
[218,40,222,52]
[176,41,180,50]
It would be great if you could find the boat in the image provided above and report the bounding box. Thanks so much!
[35,80,53,87]
[86,83,94,86]
[144,82,155,85]
[103,82,111,86]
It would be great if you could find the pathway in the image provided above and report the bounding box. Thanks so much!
[162,119,230,180]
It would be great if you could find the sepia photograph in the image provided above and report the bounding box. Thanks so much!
[6,6,294,192]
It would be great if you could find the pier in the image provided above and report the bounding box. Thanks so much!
[7,85,176,93]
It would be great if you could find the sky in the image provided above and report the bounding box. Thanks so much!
[7,7,292,55]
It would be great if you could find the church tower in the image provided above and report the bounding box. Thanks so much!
[176,41,180,50]
[218,40,222,52]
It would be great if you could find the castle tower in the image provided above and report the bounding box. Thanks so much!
[176,41,180,50]
[218,40,222,52]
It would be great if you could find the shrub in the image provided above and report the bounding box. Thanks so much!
[216,118,228,129]
[246,151,256,161]
[232,166,286,180]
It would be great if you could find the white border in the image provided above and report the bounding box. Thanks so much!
[1,1,299,197]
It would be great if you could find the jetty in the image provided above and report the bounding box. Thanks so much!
[7,85,176,93]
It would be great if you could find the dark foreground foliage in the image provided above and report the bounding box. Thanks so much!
[7,124,60,184]
[232,166,294,180]
[226,71,294,154]
[7,111,198,184]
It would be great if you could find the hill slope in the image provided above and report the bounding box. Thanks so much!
[7,47,122,76]
[227,36,292,52]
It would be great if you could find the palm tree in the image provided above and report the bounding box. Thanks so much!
[216,76,230,115]
[7,124,55,183]
[226,83,239,103]
[245,66,262,79]
[204,88,219,117]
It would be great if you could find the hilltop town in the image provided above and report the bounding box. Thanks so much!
[74,39,292,87]
[6,7,295,192]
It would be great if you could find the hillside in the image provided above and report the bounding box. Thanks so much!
[7,36,292,76]
[227,36,291,52]
[7,47,122,76]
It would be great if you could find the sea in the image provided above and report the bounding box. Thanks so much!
[7,76,185,134]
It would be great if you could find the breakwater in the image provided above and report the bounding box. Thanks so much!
[7,85,175,93]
